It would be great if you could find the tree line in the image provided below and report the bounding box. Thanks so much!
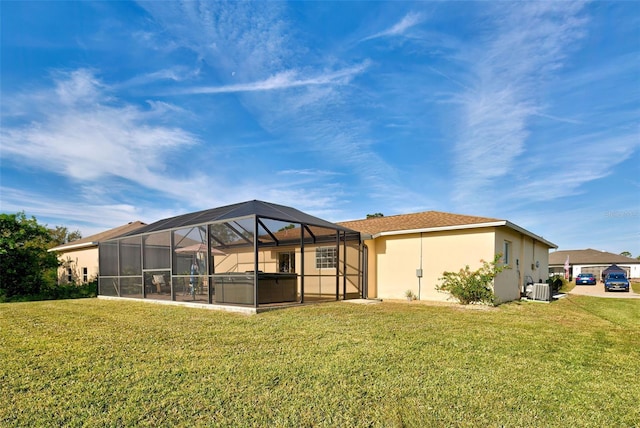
[0,212,90,302]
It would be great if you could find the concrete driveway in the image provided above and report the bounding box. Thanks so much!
[569,282,640,299]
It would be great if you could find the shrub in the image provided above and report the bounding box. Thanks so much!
[548,275,567,293]
[41,280,98,300]
[436,254,508,305]
[0,280,97,303]
[404,289,416,300]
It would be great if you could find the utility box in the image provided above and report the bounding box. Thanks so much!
[416,269,423,278]
[527,283,551,301]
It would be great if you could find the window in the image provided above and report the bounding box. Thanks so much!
[503,241,511,265]
[83,267,88,283]
[67,267,73,283]
[278,252,296,273]
[316,247,337,269]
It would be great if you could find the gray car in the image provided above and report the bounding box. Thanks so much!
[604,273,630,292]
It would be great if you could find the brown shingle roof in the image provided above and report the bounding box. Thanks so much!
[549,249,640,266]
[50,221,147,251]
[337,211,502,236]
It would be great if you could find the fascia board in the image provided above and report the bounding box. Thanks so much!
[371,220,558,249]
[503,221,557,249]
[47,242,98,252]
[372,221,508,238]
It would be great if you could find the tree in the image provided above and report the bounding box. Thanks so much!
[0,212,60,298]
[48,226,82,247]
[366,213,384,219]
[436,254,509,305]
[620,251,632,258]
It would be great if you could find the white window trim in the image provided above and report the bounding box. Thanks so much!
[315,247,337,269]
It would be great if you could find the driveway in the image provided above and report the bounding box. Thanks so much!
[569,283,640,299]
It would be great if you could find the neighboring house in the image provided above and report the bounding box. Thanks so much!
[549,249,640,280]
[338,211,557,304]
[48,221,146,284]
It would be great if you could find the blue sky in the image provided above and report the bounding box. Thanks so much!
[1,1,639,255]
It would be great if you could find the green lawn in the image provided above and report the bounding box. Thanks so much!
[1,297,638,427]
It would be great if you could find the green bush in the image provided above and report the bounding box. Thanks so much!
[548,275,568,293]
[0,281,97,303]
[436,254,508,305]
[42,280,98,300]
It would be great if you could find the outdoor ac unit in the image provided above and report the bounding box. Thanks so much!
[532,283,550,301]
[525,283,534,299]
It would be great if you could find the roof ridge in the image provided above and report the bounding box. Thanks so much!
[50,220,146,250]
[340,209,502,224]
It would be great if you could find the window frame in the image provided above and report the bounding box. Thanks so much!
[503,240,512,266]
[278,251,296,273]
[315,246,337,269]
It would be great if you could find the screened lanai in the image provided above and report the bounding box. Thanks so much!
[99,200,364,309]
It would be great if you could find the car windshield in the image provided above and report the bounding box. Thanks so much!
[578,274,592,277]
[608,274,625,279]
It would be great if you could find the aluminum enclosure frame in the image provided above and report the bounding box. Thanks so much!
[99,200,363,309]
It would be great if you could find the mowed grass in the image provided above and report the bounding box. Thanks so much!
[1,297,639,427]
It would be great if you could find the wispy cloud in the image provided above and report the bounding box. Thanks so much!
[0,186,178,234]
[514,133,639,202]
[0,69,207,198]
[533,112,584,125]
[450,2,590,207]
[361,12,424,42]
[118,66,201,88]
[278,169,343,177]
[171,62,370,96]
[137,1,291,81]
[136,1,424,212]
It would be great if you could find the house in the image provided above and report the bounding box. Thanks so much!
[95,201,556,310]
[48,221,146,284]
[549,249,640,280]
[338,211,557,304]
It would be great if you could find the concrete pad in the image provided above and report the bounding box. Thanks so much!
[98,295,257,314]
[343,298,383,305]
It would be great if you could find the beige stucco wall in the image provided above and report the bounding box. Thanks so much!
[493,227,551,303]
[368,226,553,304]
[214,245,344,274]
[363,239,377,298]
[213,249,276,273]
[212,243,361,297]
[56,246,99,284]
[371,228,495,302]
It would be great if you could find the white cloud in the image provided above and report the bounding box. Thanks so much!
[118,66,201,88]
[136,1,423,211]
[172,62,370,95]
[54,69,104,106]
[361,12,424,42]
[0,186,174,233]
[513,133,640,202]
[277,169,343,177]
[450,2,590,206]
[1,69,208,198]
[137,1,291,81]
